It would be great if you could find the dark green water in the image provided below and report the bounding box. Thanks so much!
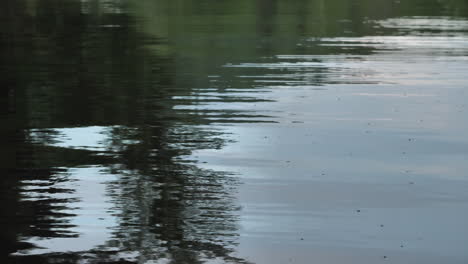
[2,0,468,263]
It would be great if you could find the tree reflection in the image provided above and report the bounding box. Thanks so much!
[2,0,249,263]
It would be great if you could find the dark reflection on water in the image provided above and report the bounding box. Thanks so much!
[2,0,468,263]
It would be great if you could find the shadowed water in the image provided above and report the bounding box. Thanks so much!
[2,0,468,263]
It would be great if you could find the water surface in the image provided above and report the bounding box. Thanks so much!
[2,0,468,263]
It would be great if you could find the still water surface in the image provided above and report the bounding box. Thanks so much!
[2,0,468,263]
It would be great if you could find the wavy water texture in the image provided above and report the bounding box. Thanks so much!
[3,1,468,264]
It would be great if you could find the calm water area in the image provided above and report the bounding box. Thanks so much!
[2,0,468,263]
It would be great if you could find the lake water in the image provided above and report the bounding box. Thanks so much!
[2,0,468,263]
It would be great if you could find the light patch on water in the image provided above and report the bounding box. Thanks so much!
[376,16,468,32]
[352,93,435,97]
[319,35,468,47]
[28,126,139,151]
[15,166,120,255]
